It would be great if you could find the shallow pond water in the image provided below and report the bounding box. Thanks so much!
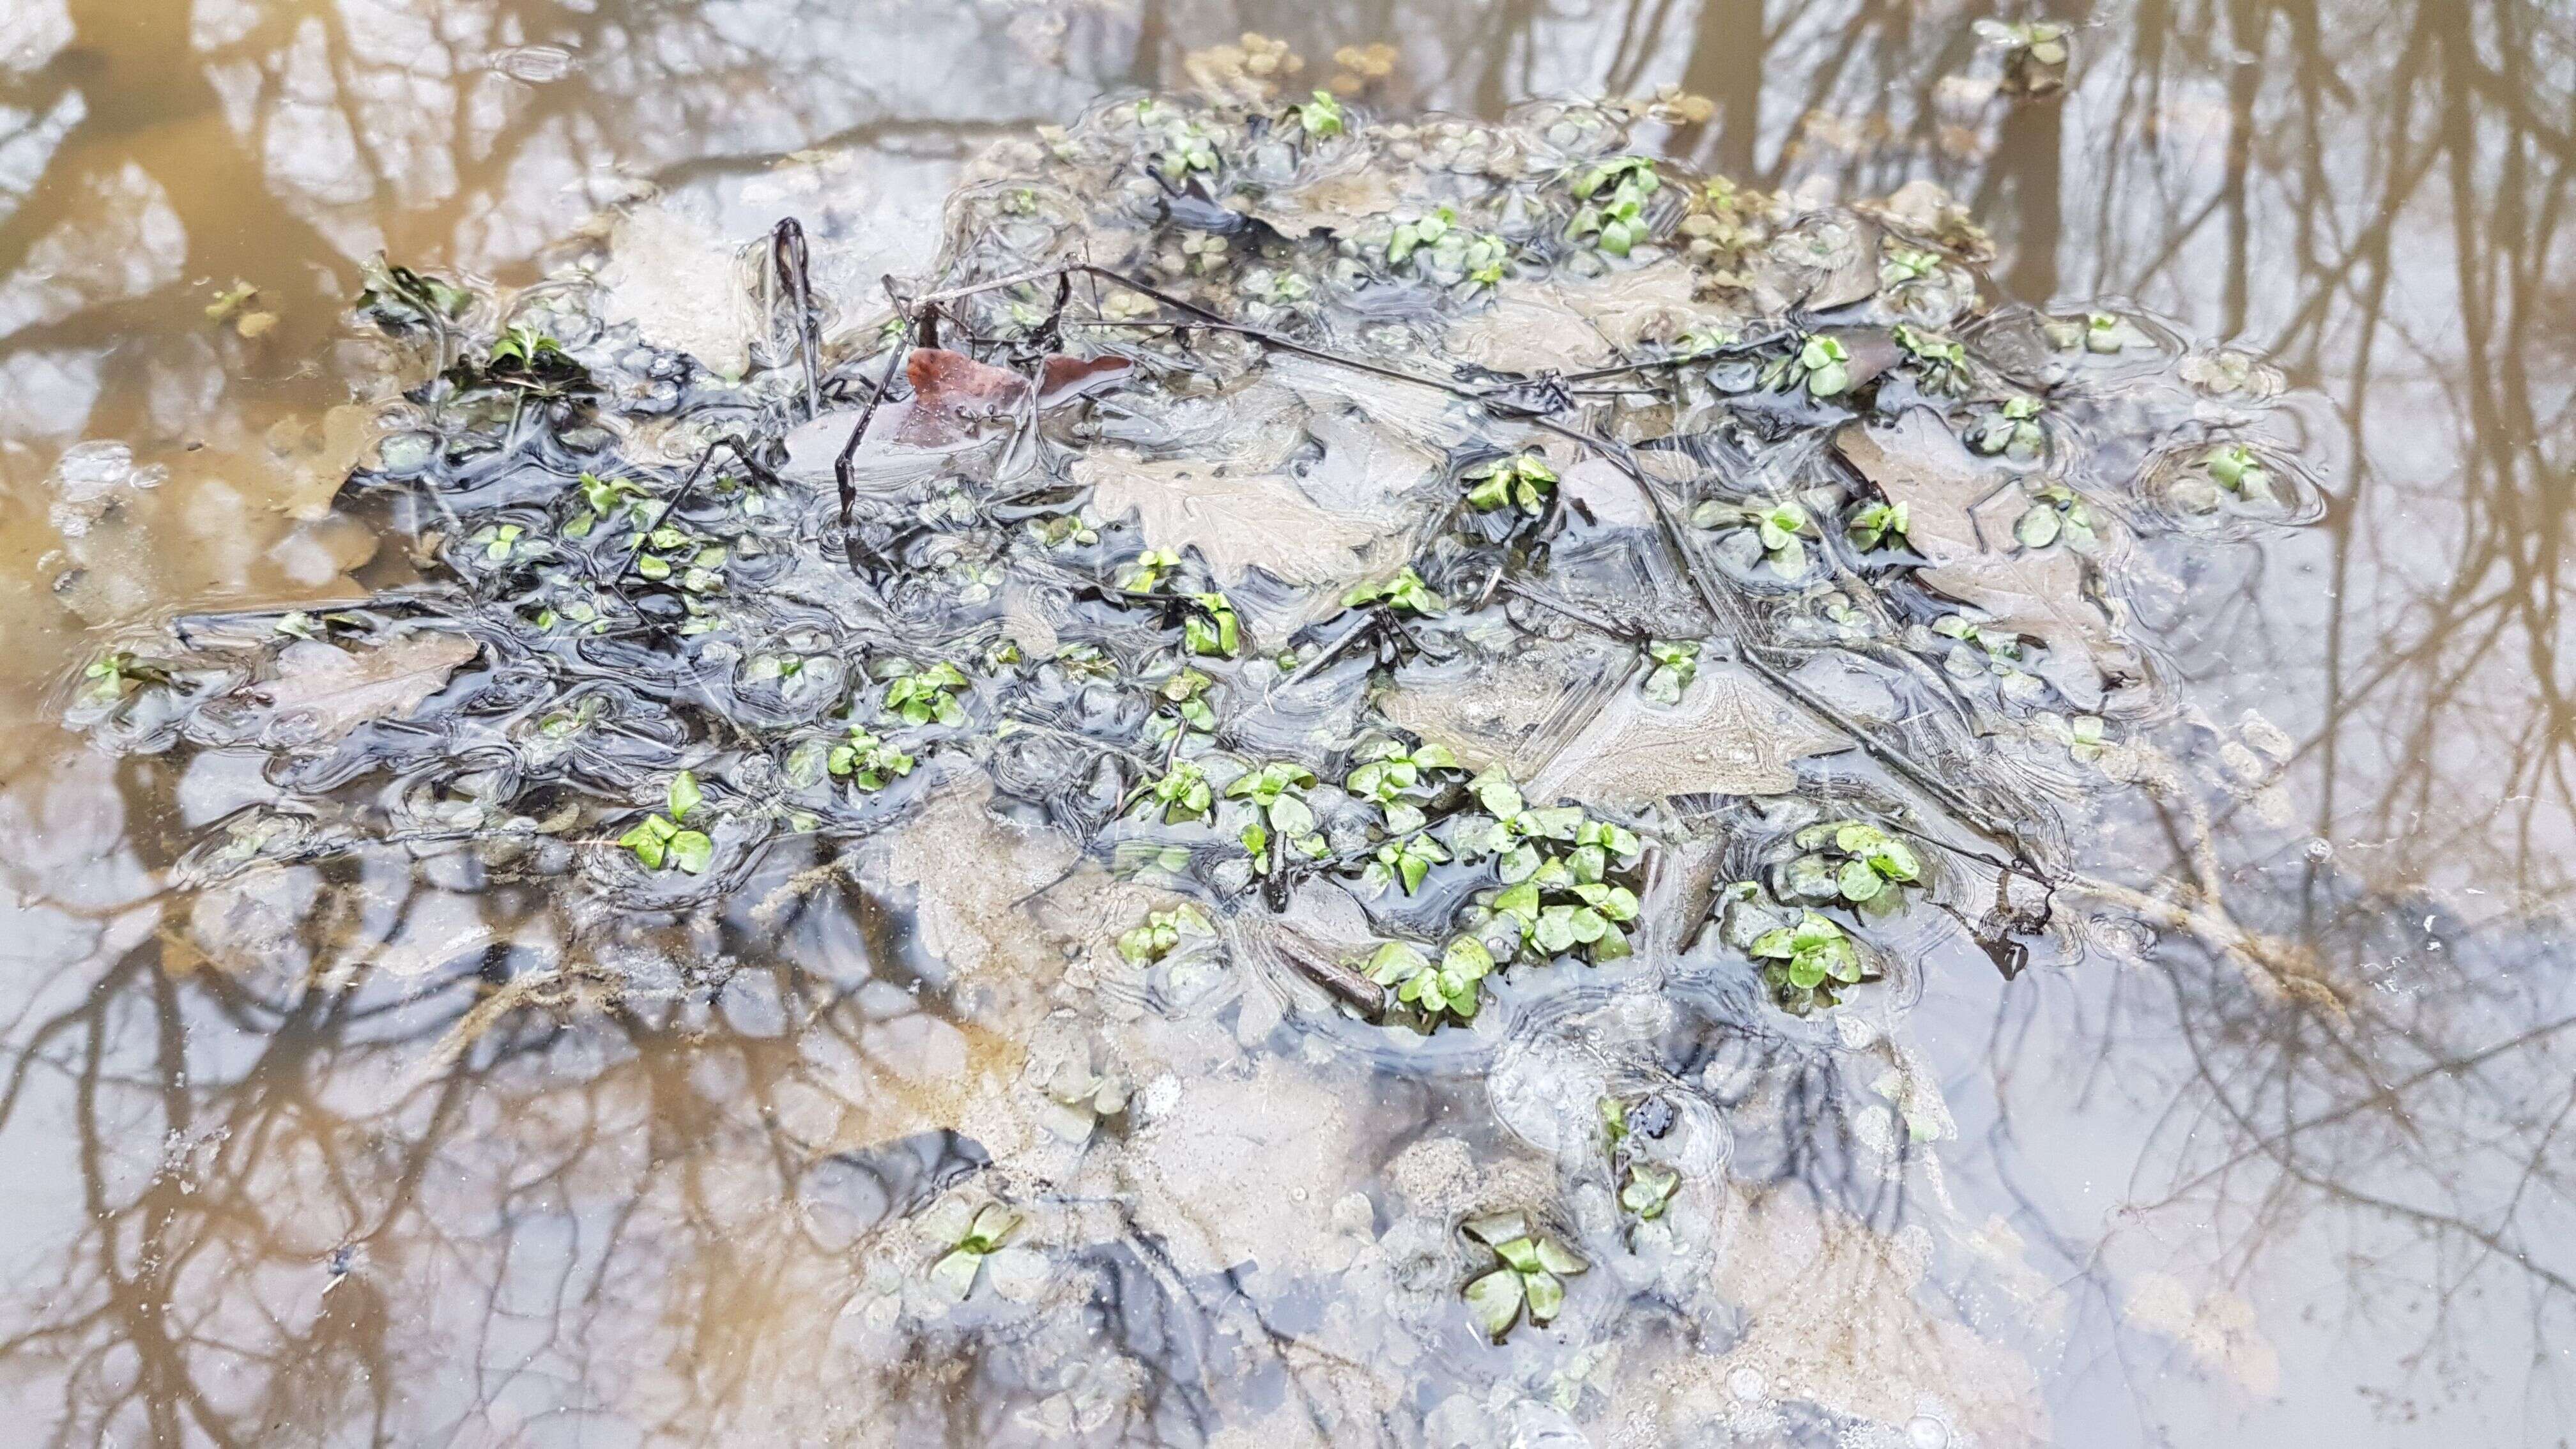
[2,3,2572,1446]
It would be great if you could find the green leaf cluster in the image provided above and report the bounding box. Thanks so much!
[1228,761,1322,863]
[1117,903,1215,964]
[1642,640,1699,705]
[1761,334,1851,397]
[1846,500,1911,551]
[1363,937,1491,1023]
[1462,1213,1588,1338]
[1457,770,1645,963]
[1341,567,1444,616]
[1462,454,1557,514]
[1386,206,1454,266]
[881,661,969,726]
[1184,592,1240,657]
[1749,908,1873,1014]
[1287,89,1344,139]
[1972,395,2046,460]
[2014,482,2099,553]
[827,726,915,792]
[1774,819,1924,914]
[619,771,714,874]
[927,1203,1022,1300]
[1568,157,1659,257]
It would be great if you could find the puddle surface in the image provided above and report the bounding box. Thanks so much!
[2,5,2572,1446]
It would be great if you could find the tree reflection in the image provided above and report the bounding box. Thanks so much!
[0,0,2570,1443]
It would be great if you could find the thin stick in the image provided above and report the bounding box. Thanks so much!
[770,218,823,420]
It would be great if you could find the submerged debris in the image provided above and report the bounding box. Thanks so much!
[62,68,2335,1446]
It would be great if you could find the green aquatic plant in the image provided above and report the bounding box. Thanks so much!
[1345,737,1461,833]
[1363,937,1491,1023]
[1462,1213,1588,1339]
[2204,443,2274,502]
[1775,819,1925,912]
[1894,324,1970,394]
[1690,498,1807,575]
[1568,156,1659,257]
[1972,395,2046,459]
[1133,758,1214,825]
[1620,1163,1680,1222]
[1846,500,1912,551]
[1641,640,1700,704]
[1342,567,1444,616]
[1462,453,1558,514]
[1286,89,1344,139]
[927,1202,1022,1300]
[82,650,166,701]
[2014,482,2099,552]
[1183,591,1241,657]
[618,771,714,874]
[1762,334,1851,398]
[1117,903,1215,964]
[1228,761,1322,862]
[827,726,914,792]
[1154,668,1219,733]
[1750,908,1871,1014]
[1386,206,1454,266]
[881,661,970,726]
[1369,831,1451,896]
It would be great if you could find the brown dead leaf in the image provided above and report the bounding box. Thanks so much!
[1529,661,1849,802]
[254,633,479,740]
[1834,410,2007,567]
[896,347,1030,445]
[1077,451,1383,588]
[1919,547,2133,712]
[1443,262,1712,374]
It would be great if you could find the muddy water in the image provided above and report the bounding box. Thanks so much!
[3,3,2572,1446]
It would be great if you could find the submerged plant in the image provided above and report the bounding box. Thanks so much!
[1972,395,2046,459]
[827,726,915,792]
[1762,334,1852,398]
[1846,500,1912,551]
[1568,157,1660,256]
[619,771,714,874]
[1641,640,1700,704]
[1364,937,1491,1023]
[1154,668,1220,733]
[1342,567,1445,616]
[1774,819,1925,912]
[881,661,970,726]
[1386,206,1454,266]
[1975,17,2073,96]
[1228,761,1322,862]
[2014,482,2100,552]
[1369,831,1451,896]
[1117,903,1215,964]
[928,1202,1022,1300]
[2204,443,2274,502]
[1894,323,1970,394]
[1345,737,1461,833]
[82,650,167,701]
[1286,89,1344,139]
[1750,908,1873,1014]
[1462,1213,1588,1339]
[1183,592,1241,657]
[1462,453,1558,514]
[1619,1163,1680,1222]
[1133,759,1215,825]
[1692,499,1818,579]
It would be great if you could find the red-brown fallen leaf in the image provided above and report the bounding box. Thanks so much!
[892,349,1131,444]
[1038,352,1132,406]
[895,348,1029,445]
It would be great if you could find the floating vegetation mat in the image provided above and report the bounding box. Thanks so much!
[64,81,2341,1446]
